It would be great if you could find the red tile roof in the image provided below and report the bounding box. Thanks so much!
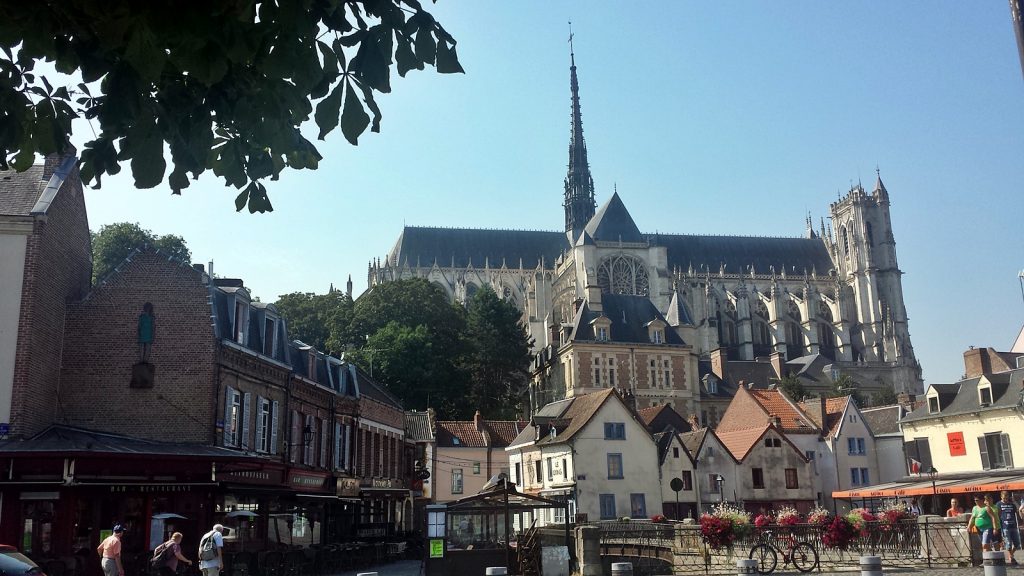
[716,426,772,461]
[435,420,524,448]
[637,404,667,425]
[747,389,818,433]
[799,396,849,439]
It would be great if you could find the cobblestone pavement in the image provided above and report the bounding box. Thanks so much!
[334,559,423,576]
[333,556,1024,576]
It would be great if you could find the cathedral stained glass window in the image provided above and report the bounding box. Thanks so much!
[596,255,650,296]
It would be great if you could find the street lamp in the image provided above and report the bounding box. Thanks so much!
[714,474,725,506]
[288,424,314,447]
[927,466,938,514]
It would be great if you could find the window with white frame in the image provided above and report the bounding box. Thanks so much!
[224,387,241,447]
[652,330,664,344]
[427,511,445,537]
[451,469,464,494]
[256,397,271,452]
[263,316,277,356]
[233,299,248,344]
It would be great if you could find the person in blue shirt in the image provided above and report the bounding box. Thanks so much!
[998,491,1022,565]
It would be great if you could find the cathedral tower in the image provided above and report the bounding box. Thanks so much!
[829,172,921,392]
[563,39,596,242]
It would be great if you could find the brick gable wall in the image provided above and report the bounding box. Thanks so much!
[10,165,91,437]
[59,251,216,442]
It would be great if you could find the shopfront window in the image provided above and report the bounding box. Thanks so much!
[21,500,55,555]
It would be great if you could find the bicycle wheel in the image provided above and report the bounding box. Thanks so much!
[749,543,778,574]
[791,542,818,573]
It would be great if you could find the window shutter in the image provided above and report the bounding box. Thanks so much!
[269,401,279,455]
[343,424,352,470]
[223,386,236,446]
[254,396,265,452]
[1000,433,1014,468]
[320,418,329,467]
[240,393,252,450]
[290,410,299,463]
[334,422,342,470]
[978,436,991,470]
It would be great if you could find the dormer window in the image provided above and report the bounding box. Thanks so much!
[233,299,249,344]
[708,378,719,394]
[591,316,612,342]
[646,319,667,344]
[263,315,277,356]
[979,385,992,406]
[927,396,939,414]
[652,330,664,344]
[597,326,609,341]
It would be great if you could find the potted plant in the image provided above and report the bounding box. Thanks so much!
[700,503,752,550]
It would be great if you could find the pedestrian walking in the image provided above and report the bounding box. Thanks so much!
[197,525,225,576]
[968,494,1000,552]
[97,525,125,576]
[153,532,193,576]
[997,491,1021,565]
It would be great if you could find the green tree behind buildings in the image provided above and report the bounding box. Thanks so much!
[91,222,190,283]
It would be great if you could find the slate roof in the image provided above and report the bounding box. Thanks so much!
[654,234,834,277]
[570,294,685,345]
[665,292,694,327]
[387,226,570,270]
[405,411,434,443]
[903,371,1021,423]
[508,388,622,448]
[351,364,403,408]
[0,164,45,216]
[0,425,262,459]
[583,192,643,244]
[860,405,904,436]
[638,403,692,434]
[679,429,708,457]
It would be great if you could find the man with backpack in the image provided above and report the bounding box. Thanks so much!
[152,532,193,576]
[197,525,225,576]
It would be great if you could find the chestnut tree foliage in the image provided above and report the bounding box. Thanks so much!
[0,0,463,212]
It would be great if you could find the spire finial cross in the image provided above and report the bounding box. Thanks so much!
[568,20,575,65]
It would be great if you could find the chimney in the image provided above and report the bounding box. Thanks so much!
[768,351,785,380]
[42,144,78,181]
[623,390,637,412]
[585,284,603,313]
[808,396,827,429]
[963,347,989,378]
[192,263,205,273]
[711,348,728,379]
[770,414,782,427]
[473,409,482,432]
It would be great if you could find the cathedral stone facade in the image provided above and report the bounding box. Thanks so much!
[369,50,922,415]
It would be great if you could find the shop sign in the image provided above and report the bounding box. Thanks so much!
[337,478,360,498]
[289,472,329,491]
[366,478,403,489]
[429,539,444,558]
[220,467,283,485]
[947,432,966,456]
[110,485,192,493]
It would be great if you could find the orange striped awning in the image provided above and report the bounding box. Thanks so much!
[832,474,1024,499]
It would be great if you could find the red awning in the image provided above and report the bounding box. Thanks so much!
[832,474,1024,499]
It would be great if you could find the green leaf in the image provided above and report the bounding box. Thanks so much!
[340,80,369,145]
[168,167,190,193]
[234,188,248,212]
[394,37,421,77]
[436,41,464,74]
[129,122,167,188]
[124,22,166,84]
[414,25,436,65]
[314,83,343,140]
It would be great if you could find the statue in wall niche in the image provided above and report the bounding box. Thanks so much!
[138,302,155,361]
[131,302,156,388]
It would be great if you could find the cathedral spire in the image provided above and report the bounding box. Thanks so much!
[563,24,597,242]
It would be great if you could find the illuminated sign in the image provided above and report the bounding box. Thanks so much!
[429,539,444,558]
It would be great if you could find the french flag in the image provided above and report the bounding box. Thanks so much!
[908,458,922,474]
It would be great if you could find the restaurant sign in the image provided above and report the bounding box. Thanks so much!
[337,477,360,498]
[289,472,329,491]
[947,432,966,456]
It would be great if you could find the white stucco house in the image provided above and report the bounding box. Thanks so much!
[506,388,663,525]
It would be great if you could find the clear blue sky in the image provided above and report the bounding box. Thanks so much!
[79,2,1024,386]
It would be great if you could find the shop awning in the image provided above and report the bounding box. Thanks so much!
[832,473,1024,499]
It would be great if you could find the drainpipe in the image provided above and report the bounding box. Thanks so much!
[694,455,702,516]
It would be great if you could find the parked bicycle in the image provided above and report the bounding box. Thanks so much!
[747,529,818,574]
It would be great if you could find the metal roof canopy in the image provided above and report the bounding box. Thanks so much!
[832,473,1024,499]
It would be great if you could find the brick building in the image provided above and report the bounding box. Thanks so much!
[0,246,412,570]
[0,150,91,439]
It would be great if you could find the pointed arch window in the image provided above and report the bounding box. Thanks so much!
[841,226,850,258]
[597,255,650,296]
[865,222,874,246]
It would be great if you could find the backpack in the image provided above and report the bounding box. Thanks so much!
[199,532,218,561]
[150,542,174,567]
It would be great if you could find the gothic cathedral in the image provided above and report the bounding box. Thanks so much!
[369,49,922,417]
